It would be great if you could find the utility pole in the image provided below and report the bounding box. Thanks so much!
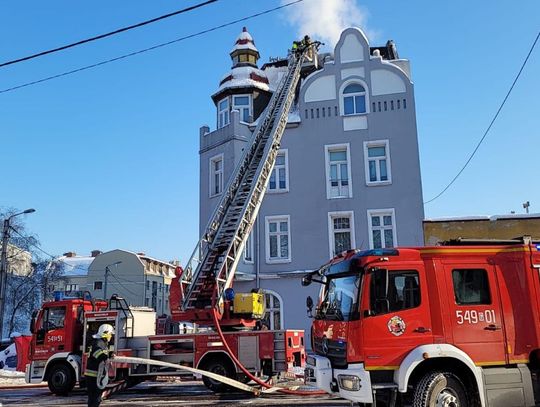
[523,201,530,214]
[0,218,11,338]
[104,266,110,299]
[103,261,121,300]
[0,208,35,338]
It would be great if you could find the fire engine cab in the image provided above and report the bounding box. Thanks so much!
[303,237,540,407]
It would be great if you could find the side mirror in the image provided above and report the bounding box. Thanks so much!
[30,310,37,334]
[302,274,312,286]
[306,296,314,318]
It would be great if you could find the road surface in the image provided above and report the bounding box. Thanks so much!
[0,380,353,406]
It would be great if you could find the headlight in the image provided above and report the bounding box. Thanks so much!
[338,374,361,391]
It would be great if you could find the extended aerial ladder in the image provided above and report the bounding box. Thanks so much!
[170,43,319,325]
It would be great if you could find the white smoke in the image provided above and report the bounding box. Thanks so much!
[280,0,371,48]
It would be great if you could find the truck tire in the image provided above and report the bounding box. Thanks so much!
[413,371,469,407]
[201,358,235,392]
[47,363,76,395]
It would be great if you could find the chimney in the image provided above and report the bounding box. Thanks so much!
[63,252,76,258]
[91,250,102,257]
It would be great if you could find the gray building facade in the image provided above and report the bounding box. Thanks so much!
[198,27,424,342]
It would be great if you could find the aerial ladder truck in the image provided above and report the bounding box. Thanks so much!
[26,41,320,396]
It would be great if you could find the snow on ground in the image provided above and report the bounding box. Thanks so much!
[0,368,26,386]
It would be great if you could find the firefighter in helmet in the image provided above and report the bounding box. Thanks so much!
[85,323,114,407]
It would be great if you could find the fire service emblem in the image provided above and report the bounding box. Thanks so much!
[387,316,406,336]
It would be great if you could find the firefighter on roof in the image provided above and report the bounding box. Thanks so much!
[85,323,114,407]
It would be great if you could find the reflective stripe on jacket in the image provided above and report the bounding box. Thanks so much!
[84,338,109,377]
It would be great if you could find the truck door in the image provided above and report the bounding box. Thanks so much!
[34,305,67,358]
[443,262,507,365]
[362,264,433,369]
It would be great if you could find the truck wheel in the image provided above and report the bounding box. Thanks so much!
[47,363,76,395]
[413,371,469,407]
[201,358,235,392]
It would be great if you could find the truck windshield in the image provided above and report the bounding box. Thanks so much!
[318,273,361,321]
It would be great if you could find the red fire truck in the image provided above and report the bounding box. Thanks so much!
[303,237,540,406]
[25,293,304,394]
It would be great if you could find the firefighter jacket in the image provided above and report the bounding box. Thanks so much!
[84,338,110,378]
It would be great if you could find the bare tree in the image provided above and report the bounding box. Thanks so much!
[1,208,62,336]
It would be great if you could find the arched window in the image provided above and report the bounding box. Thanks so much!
[262,290,283,330]
[343,83,366,115]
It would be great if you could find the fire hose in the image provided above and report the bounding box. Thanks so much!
[210,305,326,396]
[112,309,326,397]
[112,355,261,395]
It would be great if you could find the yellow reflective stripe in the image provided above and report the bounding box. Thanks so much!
[84,369,98,377]
[92,349,105,358]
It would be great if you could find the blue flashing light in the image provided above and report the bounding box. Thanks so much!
[224,288,235,301]
[53,290,92,301]
[53,291,64,301]
[536,244,540,251]
[355,248,399,258]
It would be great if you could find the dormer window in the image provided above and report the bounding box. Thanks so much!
[218,98,230,128]
[343,83,366,115]
[232,95,252,122]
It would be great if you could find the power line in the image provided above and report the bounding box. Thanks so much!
[9,227,87,275]
[0,0,305,94]
[107,269,140,297]
[0,0,218,69]
[424,31,540,205]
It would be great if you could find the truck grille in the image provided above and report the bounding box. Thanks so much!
[313,337,347,368]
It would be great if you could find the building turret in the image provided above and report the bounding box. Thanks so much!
[230,27,260,68]
[212,27,271,127]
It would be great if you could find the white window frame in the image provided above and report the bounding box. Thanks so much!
[328,211,356,258]
[324,143,353,199]
[339,79,369,116]
[209,153,224,197]
[268,149,289,193]
[232,94,252,123]
[243,230,254,264]
[367,208,397,249]
[263,289,284,329]
[217,97,230,128]
[265,215,291,264]
[364,140,392,185]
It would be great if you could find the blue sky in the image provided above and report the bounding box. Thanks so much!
[1,0,539,263]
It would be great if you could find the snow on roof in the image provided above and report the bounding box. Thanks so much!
[262,64,288,92]
[217,66,270,93]
[230,27,258,54]
[237,28,253,42]
[231,42,258,54]
[424,213,540,222]
[52,256,94,277]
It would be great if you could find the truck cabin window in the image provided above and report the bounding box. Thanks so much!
[319,274,360,321]
[452,268,491,305]
[44,306,66,330]
[370,270,420,315]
